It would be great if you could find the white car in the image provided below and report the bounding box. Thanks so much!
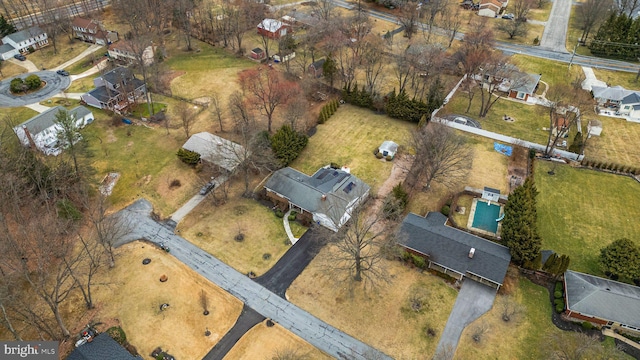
[453,117,468,125]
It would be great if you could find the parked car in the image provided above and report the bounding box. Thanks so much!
[453,117,468,125]
[13,54,26,61]
[56,69,69,76]
[502,13,515,20]
[199,181,216,195]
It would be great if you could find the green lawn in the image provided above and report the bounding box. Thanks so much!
[0,107,38,124]
[39,97,81,109]
[290,105,416,193]
[165,39,254,100]
[510,54,583,88]
[131,102,167,118]
[65,50,106,75]
[592,68,639,89]
[440,91,551,145]
[535,161,640,274]
[67,76,97,93]
[584,115,640,166]
[526,1,551,22]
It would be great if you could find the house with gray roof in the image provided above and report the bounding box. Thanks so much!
[182,132,245,172]
[13,105,94,155]
[563,270,640,336]
[618,91,640,119]
[81,66,146,112]
[591,85,636,107]
[508,73,541,102]
[0,26,48,60]
[398,212,512,290]
[67,333,137,360]
[264,166,370,231]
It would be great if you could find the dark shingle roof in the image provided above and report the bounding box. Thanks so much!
[16,106,92,135]
[399,212,511,285]
[510,73,541,95]
[564,270,640,329]
[101,67,135,86]
[0,43,15,53]
[483,187,500,194]
[264,167,370,216]
[88,86,118,102]
[621,92,640,105]
[66,334,136,360]
[310,58,325,69]
[4,27,45,44]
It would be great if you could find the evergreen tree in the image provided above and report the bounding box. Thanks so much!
[270,125,309,166]
[0,15,16,38]
[323,54,337,87]
[542,253,558,272]
[502,177,542,265]
[599,238,640,281]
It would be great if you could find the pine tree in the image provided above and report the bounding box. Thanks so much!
[503,177,542,265]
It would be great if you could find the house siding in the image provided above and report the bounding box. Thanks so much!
[81,93,104,109]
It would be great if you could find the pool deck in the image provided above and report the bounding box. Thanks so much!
[467,198,503,237]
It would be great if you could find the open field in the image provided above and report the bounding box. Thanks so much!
[287,249,458,359]
[535,161,640,275]
[82,108,201,217]
[406,134,510,216]
[0,106,38,124]
[290,105,416,193]
[439,91,551,145]
[27,40,92,70]
[223,321,332,360]
[92,241,243,359]
[178,189,292,276]
[584,116,640,166]
[592,68,639,90]
[0,61,27,79]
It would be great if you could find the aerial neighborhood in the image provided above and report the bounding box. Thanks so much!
[1,0,640,359]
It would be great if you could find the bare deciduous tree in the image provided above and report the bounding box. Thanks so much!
[576,0,613,43]
[176,101,197,138]
[545,332,627,360]
[211,91,224,132]
[440,4,463,48]
[543,83,590,156]
[471,321,489,343]
[477,54,525,117]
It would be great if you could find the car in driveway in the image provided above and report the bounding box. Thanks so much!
[502,13,515,20]
[13,54,26,61]
[453,117,468,125]
[56,69,69,76]
[199,180,216,195]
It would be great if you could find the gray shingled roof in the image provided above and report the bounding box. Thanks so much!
[399,212,511,285]
[4,26,45,44]
[16,106,91,135]
[182,132,244,172]
[88,86,117,102]
[564,270,640,329]
[484,187,500,194]
[310,58,325,69]
[621,92,640,105]
[592,85,634,102]
[510,73,541,95]
[264,167,370,216]
[0,43,15,53]
[101,67,141,89]
[67,334,136,360]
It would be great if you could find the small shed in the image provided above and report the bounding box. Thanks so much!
[251,48,265,60]
[482,187,501,202]
[309,58,325,78]
[378,141,398,159]
[587,120,602,137]
[273,51,295,63]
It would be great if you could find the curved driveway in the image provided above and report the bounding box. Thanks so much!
[0,71,70,107]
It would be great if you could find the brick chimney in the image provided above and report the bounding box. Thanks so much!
[22,125,36,149]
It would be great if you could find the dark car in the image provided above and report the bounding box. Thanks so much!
[13,54,26,61]
[199,181,216,195]
[502,13,515,20]
[56,69,69,76]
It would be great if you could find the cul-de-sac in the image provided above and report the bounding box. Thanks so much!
[0,0,639,358]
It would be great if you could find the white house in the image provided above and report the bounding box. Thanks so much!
[108,40,154,65]
[13,106,93,156]
[478,0,504,17]
[0,27,48,60]
[182,132,245,172]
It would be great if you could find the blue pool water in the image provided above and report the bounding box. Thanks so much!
[471,200,501,233]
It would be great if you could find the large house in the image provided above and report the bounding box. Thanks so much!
[71,17,118,46]
[398,212,512,290]
[563,270,640,336]
[81,67,147,112]
[264,166,370,231]
[591,85,636,108]
[13,105,94,156]
[182,132,245,172]
[0,27,48,60]
[478,0,505,17]
[257,19,289,39]
[108,40,154,65]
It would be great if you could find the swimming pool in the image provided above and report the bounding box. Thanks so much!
[470,199,502,234]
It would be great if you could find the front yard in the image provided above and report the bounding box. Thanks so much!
[290,105,416,193]
[27,40,92,70]
[535,161,640,275]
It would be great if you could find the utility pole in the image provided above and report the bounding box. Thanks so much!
[568,42,578,70]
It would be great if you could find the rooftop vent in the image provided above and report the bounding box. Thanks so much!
[469,248,476,259]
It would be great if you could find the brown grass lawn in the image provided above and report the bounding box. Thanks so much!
[0,61,27,80]
[583,116,640,166]
[28,40,92,70]
[91,242,243,360]
[592,68,640,90]
[178,181,292,276]
[291,105,416,193]
[223,321,332,360]
[0,106,39,124]
[287,249,458,359]
[406,134,509,216]
[67,75,98,93]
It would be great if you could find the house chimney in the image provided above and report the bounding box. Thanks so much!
[321,194,327,201]
[469,248,476,259]
[22,125,36,148]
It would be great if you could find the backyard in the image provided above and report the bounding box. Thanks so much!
[178,184,296,276]
[0,106,38,124]
[287,250,458,359]
[584,115,640,166]
[290,105,415,193]
[91,241,243,360]
[535,161,640,275]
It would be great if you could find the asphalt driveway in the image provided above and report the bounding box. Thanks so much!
[434,280,498,358]
[540,0,572,52]
[0,71,70,107]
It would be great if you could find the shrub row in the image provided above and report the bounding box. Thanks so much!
[318,99,340,124]
[581,158,640,175]
[402,251,427,269]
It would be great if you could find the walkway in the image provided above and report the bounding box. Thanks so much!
[7,58,38,72]
[52,44,104,71]
[434,280,498,359]
[115,199,390,360]
[283,209,299,244]
[580,66,607,91]
[539,0,572,52]
[602,328,640,351]
[69,59,109,82]
[169,175,228,224]
[25,102,52,113]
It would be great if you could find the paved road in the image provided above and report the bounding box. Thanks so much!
[434,280,498,359]
[0,71,70,107]
[540,0,572,52]
[203,305,265,360]
[115,199,391,360]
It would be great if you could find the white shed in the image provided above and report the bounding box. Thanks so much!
[587,120,603,137]
[482,187,501,202]
[378,141,399,159]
